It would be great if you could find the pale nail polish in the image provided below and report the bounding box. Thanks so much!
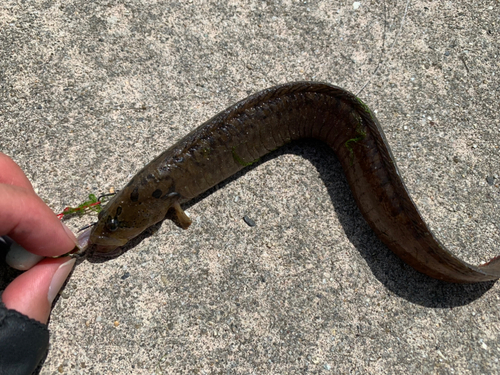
[6,242,44,271]
[61,221,78,245]
[48,258,76,304]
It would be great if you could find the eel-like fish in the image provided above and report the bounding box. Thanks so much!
[79,82,500,283]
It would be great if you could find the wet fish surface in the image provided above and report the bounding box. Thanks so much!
[83,82,500,283]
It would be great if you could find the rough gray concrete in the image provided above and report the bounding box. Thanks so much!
[1,1,499,374]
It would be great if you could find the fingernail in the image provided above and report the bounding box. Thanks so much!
[61,221,77,246]
[76,226,92,251]
[6,242,44,271]
[48,258,76,304]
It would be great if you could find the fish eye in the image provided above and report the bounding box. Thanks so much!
[106,216,119,232]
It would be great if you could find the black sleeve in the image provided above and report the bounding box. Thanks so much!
[0,301,49,375]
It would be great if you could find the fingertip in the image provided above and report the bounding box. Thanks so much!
[61,221,78,247]
[47,258,76,304]
[2,257,76,324]
[0,184,78,257]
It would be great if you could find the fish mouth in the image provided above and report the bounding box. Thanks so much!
[92,244,121,254]
[87,234,128,255]
[74,227,128,256]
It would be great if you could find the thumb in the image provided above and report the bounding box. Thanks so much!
[2,257,76,324]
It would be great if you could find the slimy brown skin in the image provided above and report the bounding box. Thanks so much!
[88,82,500,283]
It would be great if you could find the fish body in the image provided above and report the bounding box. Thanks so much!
[85,82,500,283]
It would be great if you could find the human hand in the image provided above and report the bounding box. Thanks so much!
[0,153,77,374]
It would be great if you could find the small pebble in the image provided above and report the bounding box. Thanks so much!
[353,2,361,10]
[486,175,495,185]
[243,215,256,227]
[61,292,70,299]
